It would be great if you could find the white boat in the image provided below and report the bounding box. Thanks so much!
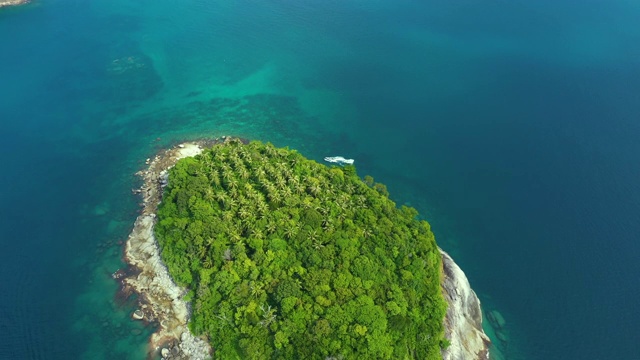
[324,156,354,165]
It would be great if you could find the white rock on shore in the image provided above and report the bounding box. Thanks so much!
[440,250,491,360]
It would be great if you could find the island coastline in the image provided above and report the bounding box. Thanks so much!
[119,137,490,359]
[120,140,216,359]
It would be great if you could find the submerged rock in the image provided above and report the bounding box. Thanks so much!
[496,330,508,342]
[490,310,507,329]
[132,309,144,320]
[440,250,491,360]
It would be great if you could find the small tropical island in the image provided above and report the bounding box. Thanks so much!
[121,137,489,360]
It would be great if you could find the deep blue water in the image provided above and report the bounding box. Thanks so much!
[1,0,640,358]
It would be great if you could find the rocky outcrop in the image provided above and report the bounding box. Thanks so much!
[0,0,28,8]
[440,250,491,360]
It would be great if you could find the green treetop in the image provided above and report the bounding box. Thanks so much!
[155,139,448,359]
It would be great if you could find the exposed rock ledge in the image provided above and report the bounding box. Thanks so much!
[0,0,28,8]
[440,250,491,360]
[124,141,212,359]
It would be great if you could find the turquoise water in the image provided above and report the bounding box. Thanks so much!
[2,0,640,358]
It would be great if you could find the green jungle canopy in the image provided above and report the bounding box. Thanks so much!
[155,139,448,359]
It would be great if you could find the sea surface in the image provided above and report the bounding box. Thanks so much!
[1,0,640,359]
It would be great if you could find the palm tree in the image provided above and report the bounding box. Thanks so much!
[242,218,254,233]
[277,147,289,158]
[198,245,207,259]
[268,191,281,205]
[233,159,244,174]
[222,169,232,183]
[250,282,263,298]
[315,205,328,215]
[252,190,264,204]
[323,223,335,234]
[206,237,215,248]
[288,177,299,187]
[229,228,242,243]
[263,181,274,194]
[239,167,250,180]
[239,147,250,161]
[266,220,277,234]
[322,218,333,231]
[308,229,319,243]
[284,225,297,240]
[214,151,226,162]
[257,202,269,216]
[204,188,215,203]
[308,183,321,196]
[223,210,234,222]
[345,183,355,194]
[239,208,250,220]
[282,168,293,182]
[228,178,239,190]
[263,145,273,157]
[252,228,264,240]
[236,195,247,209]
[226,197,237,210]
[210,169,221,187]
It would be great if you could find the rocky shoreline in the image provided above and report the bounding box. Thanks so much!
[122,140,216,360]
[0,0,28,8]
[440,250,491,360]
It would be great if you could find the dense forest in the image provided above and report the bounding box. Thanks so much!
[155,139,448,359]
